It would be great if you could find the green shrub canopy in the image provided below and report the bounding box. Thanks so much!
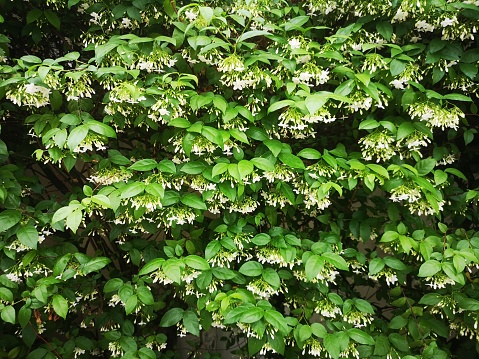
[0,0,479,358]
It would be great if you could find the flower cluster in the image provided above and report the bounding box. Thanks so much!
[359,130,396,162]
[408,102,464,130]
[88,168,133,185]
[74,133,108,153]
[6,83,51,108]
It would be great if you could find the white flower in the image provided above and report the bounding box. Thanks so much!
[90,12,101,25]
[6,272,22,283]
[25,83,50,97]
[121,17,132,28]
[440,18,455,27]
[77,3,89,14]
[184,9,197,21]
[288,38,301,49]
[392,9,408,22]
[415,20,434,32]
[390,79,406,89]
[410,35,422,43]
[296,54,311,64]
[74,348,86,359]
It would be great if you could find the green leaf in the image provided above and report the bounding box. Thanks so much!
[211,267,236,280]
[264,310,289,334]
[383,257,408,270]
[299,324,312,342]
[369,258,385,275]
[278,153,305,169]
[18,306,31,328]
[459,63,478,79]
[104,278,124,292]
[109,150,131,165]
[240,307,264,323]
[445,168,468,181]
[305,254,324,281]
[95,41,122,63]
[163,259,183,284]
[238,160,254,179]
[239,261,263,276]
[388,333,409,352]
[125,294,138,315]
[298,148,321,159]
[145,183,164,198]
[52,294,68,319]
[66,209,83,233]
[196,270,212,289]
[390,59,406,76]
[380,231,399,243]
[1,306,15,324]
[418,293,442,305]
[252,233,271,246]
[415,158,436,176]
[418,260,442,277]
[67,125,89,151]
[130,159,157,171]
[0,288,13,303]
[120,182,146,199]
[359,119,379,130]
[396,122,415,140]
[180,193,207,210]
[224,305,251,325]
[311,323,327,338]
[374,335,390,355]
[354,299,375,314]
[139,258,164,276]
[44,10,60,29]
[305,94,328,114]
[237,30,270,43]
[26,9,43,24]
[184,255,210,270]
[321,252,348,270]
[324,332,349,359]
[367,164,389,179]
[262,268,280,288]
[81,257,110,275]
[161,191,180,206]
[181,161,206,174]
[251,157,275,171]
[455,295,479,311]
[205,241,221,260]
[212,162,230,177]
[160,308,185,327]
[388,315,408,329]
[87,121,116,138]
[284,15,310,30]
[0,210,21,232]
[183,311,200,336]
[230,128,250,144]
[268,100,295,114]
[138,348,156,359]
[348,328,374,345]
[443,93,472,102]
[169,118,191,128]
[376,22,392,40]
[17,225,39,250]
[228,164,241,181]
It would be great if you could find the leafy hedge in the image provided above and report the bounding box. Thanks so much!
[1,0,479,358]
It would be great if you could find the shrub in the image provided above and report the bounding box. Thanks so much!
[0,0,479,358]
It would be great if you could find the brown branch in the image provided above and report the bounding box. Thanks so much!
[28,322,63,359]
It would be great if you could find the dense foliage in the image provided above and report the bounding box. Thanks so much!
[1,0,479,358]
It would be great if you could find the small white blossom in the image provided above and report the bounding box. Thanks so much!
[440,18,455,27]
[288,38,301,49]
